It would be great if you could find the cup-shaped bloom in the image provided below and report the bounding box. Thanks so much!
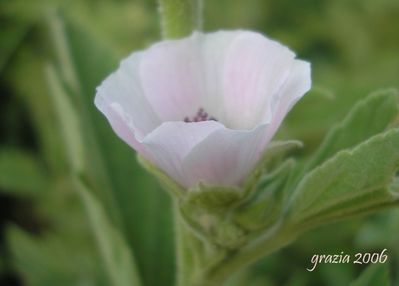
[95,30,311,189]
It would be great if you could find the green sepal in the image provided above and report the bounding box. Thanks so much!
[180,184,247,249]
[230,140,301,232]
[177,141,302,248]
[255,140,303,172]
[138,155,249,248]
[235,159,295,231]
[138,141,303,249]
[244,140,302,190]
[242,140,303,211]
[186,183,244,213]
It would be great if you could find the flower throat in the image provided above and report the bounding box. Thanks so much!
[184,108,217,123]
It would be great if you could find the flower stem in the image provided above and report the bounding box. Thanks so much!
[202,223,299,284]
[174,201,195,286]
[188,220,300,285]
[175,202,215,286]
[158,0,203,39]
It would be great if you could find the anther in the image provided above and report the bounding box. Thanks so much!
[183,108,217,123]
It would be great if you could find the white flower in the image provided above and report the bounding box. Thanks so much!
[95,30,311,189]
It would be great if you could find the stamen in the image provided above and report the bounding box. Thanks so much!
[183,108,217,123]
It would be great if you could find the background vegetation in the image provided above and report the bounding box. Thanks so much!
[1,0,398,285]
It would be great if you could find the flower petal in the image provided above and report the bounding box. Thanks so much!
[195,31,245,121]
[221,31,296,129]
[93,98,146,154]
[181,124,270,187]
[136,31,300,129]
[266,60,311,138]
[94,31,311,190]
[139,34,205,122]
[141,121,225,186]
[95,52,161,139]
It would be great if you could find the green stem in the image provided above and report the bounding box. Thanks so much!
[196,221,300,285]
[158,0,203,39]
[174,200,198,286]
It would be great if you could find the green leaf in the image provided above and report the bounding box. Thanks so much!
[7,46,68,175]
[0,0,42,72]
[305,89,399,172]
[44,63,85,173]
[0,23,30,73]
[75,177,143,286]
[289,128,399,229]
[56,14,175,286]
[0,148,47,196]
[44,56,124,231]
[7,226,107,286]
[349,263,390,286]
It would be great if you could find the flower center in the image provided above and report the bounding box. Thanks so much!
[183,108,217,123]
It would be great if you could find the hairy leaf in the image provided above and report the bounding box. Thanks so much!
[7,226,107,286]
[76,178,142,286]
[306,89,399,172]
[0,149,47,196]
[289,128,399,228]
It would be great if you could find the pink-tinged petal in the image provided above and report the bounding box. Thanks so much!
[94,30,312,189]
[138,31,253,123]
[221,31,296,130]
[141,121,225,186]
[266,60,311,138]
[96,52,161,139]
[195,31,245,120]
[94,97,147,155]
[139,34,205,122]
[181,124,269,187]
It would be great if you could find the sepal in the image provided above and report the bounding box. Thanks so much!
[235,159,295,231]
[244,140,302,195]
[137,141,302,249]
[180,184,247,249]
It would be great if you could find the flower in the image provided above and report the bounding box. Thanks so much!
[95,30,311,189]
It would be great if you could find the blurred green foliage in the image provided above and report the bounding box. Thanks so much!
[0,0,398,285]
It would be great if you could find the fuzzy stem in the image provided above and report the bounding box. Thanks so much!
[198,222,299,285]
[174,201,194,286]
[174,200,207,286]
[158,0,203,39]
